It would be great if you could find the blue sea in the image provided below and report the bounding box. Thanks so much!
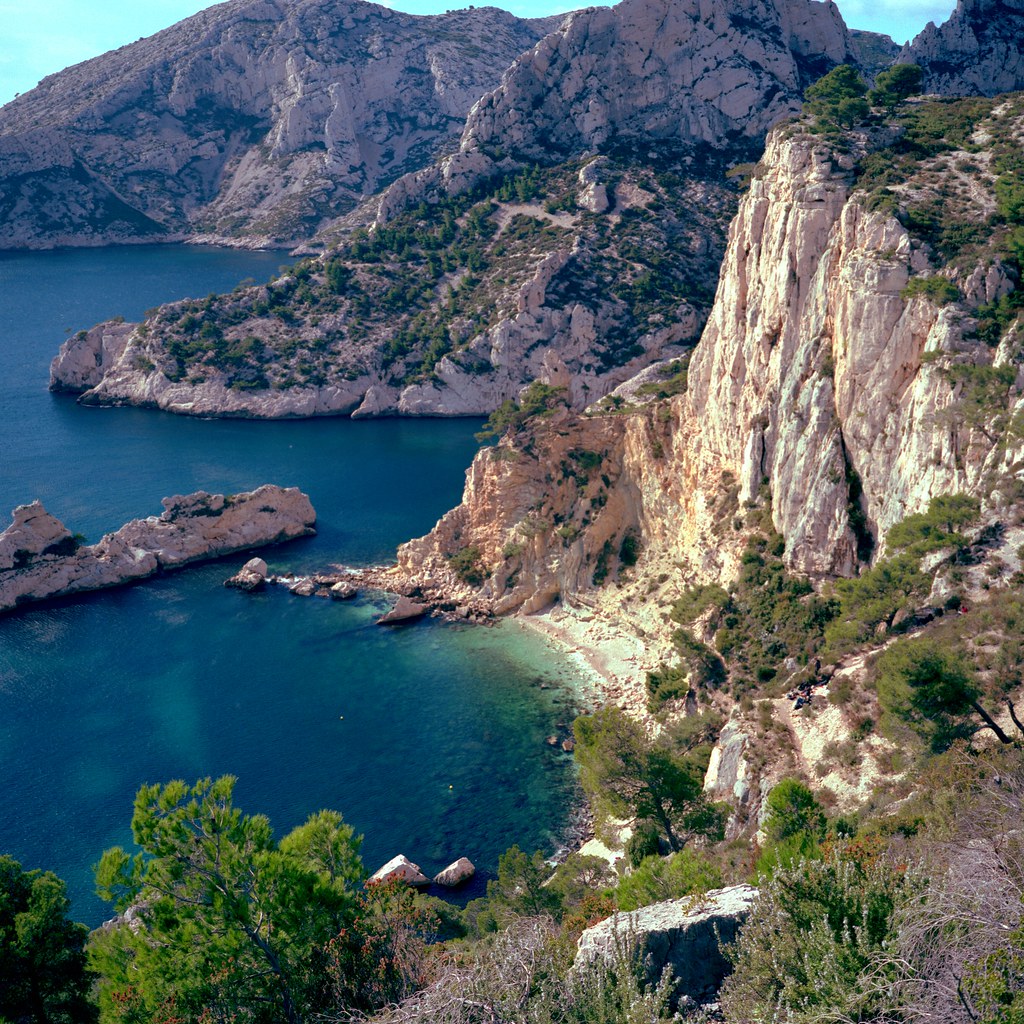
[0,245,590,925]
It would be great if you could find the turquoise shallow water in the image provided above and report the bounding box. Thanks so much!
[0,245,590,925]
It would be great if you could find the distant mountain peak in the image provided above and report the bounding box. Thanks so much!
[0,0,563,249]
[902,0,1024,96]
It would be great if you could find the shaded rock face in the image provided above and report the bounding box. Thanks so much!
[0,0,560,249]
[575,885,757,1007]
[375,0,857,218]
[902,0,1024,97]
[0,485,315,613]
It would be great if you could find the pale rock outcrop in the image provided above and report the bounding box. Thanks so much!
[369,854,430,887]
[396,121,1020,625]
[0,503,77,570]
[0,0,561,248]
[575,884,757,1006]
[48,322,136,392]
[433,857,476,887]
[225,556,269,591]
[703,720,753,810]
[377,595,428,625]
[902,0,1024,97]
[375,0,858,214]
[576,158,610,215]
[0,485,315,613]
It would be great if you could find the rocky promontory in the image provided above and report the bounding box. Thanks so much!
[0,485,316,613]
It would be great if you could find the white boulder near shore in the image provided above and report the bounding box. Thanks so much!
[369,855,431,888]
[0,485,315,613]
[433,857,476,887]
[575,884,757,1007]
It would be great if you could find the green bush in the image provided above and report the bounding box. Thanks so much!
[996,172,1024,223]
[614,850,722,911]
[625,822,662,868]
[875,635,984,753]
[756,778,827,876]
[669,583,728,625]
[618,530,641,567]
[712,531,836,694]
[884,493,979,555]
[475,383,569,442]
[825,552,929,650]
[902,275,961,305]
[805,65,870,128]
[868,64,923,110]
[0,856,94,1024]
[722,844,917,1024]
[447,545,489,586]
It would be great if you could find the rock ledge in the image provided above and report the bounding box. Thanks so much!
[575,884,757,1006]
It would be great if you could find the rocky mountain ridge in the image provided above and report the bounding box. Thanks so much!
[0,0,561,249]
[370,0,861,222]
[902,0,1024,97]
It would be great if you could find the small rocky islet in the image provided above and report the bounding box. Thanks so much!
[0,485,315,613]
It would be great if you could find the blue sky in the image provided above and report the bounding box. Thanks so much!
[0,0,958,109]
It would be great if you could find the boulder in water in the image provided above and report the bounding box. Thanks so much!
[369,855,430,887]
[433,857,475,887]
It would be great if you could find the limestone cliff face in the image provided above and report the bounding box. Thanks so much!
[0,485,316,612]
[374,0,857,220]
[902,0,1024,97]
[0,0,559,249]
[398,123,1023,623]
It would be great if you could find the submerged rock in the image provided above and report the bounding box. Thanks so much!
[0,485,315,613]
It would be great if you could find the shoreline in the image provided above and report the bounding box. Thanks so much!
[515,603,655,720]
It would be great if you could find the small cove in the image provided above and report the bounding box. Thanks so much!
[0,244,592,924]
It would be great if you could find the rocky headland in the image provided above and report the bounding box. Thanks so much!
[0,485,316,613]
